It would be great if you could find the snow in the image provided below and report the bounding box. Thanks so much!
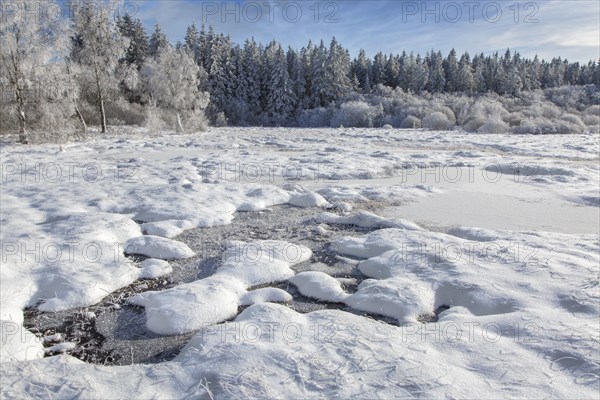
[240,287,293,306]
[140,219,194,238]
[139,258,173,279]
[45,342,77,354]
[315,210,423,230]
[124,235,195,259]
[1,128,599,398]
[0,322,44,363]
[289,271,349,302]
[129,240,311,334]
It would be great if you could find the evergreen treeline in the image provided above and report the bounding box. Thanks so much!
[135,20,600,125]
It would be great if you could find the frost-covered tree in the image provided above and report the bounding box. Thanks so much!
[384,54,400,88]
[0,0,69,143]
[207,34,231,116]
[148,23,169,57]
[371,52,386,87]
[287,47,305,114]
[310,40,332,107]
[443,49,459,92]
[352,49,372,93]
[401,53,428,93]
[426,51,445,93]
[456,53,475,93]
[72,0,129,133]
[502,63,522,96]
[142,46,209,132]
[116,15,148,68]
[184,23,201,64]
[264,42,295,121]
[327,37,352,100]
[241,38,263,116]
[300,41,314,107]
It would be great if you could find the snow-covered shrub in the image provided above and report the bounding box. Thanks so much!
[461,98,508,131]
[144,107,165,131]
[433,105,456,125]
[423,112,452,131]
[297,107,332,127]
[447,95,473,124]
[463,115,486,132]
[331,101,376,128]
[512,117,557,134]
[400,115,422,128]
[554,114,586,134]
[524,102,562,119]
[223,99,250,126]
[382,124,393,129]
[182,110,209,132]
[588,125,600,133]
[544,85,599,111]
[560,113,586,128]
[104,99,146,126]
[583,105,600,117]
[555,121,584,134]
[477,118,510,134]
[0,107,17,135]
[108,118,126,126]
[583,115,600,126]
[27,101,77,143]
[504,112,525,127]
[79,101,100,126]
[214,112,228,127]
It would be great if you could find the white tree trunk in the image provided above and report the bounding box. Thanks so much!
[176,111,184,133]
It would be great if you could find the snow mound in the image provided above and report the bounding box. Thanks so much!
[240,287,293,306]
[346,278,435,323]
[130,240,311,334]
[287,188,331,208]
[333,228,410,259]
[140,219,194,238]
[45,342,77,354]
[139,259,172,279]
[289,271,350,302]
[124,236,195,259]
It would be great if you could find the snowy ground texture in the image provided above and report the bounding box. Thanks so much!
[1,127,599,398]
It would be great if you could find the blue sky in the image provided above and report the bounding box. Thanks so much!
[133,0,599,62]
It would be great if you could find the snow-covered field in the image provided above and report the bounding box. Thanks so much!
[1,127,599,398]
